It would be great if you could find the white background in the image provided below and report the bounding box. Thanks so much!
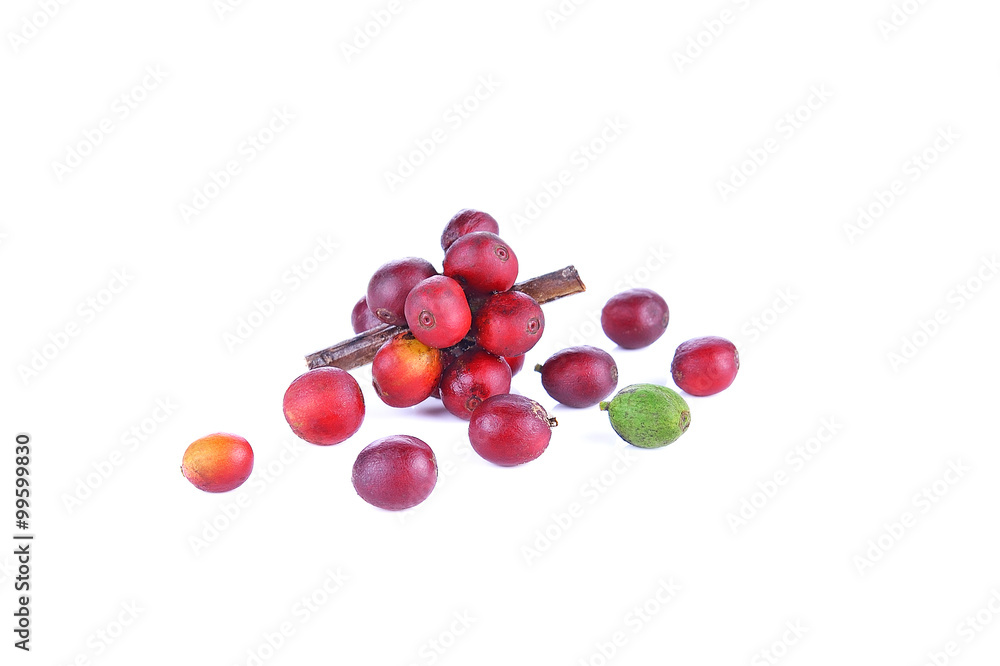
[2,1,1000,664]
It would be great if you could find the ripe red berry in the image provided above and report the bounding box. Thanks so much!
[504,354,526,376]
[352,435,438,511]
[351,295,383,334]
[404,275,472,349]
[372,331,445,407]
[671,336,740,396]
[601,288,669,349]
[443,232,518,294]
[283,367,365,445]
[535,346,618,408]
[440,209,499,251]
[469,394,557,466]
[473,290,544,357]
[366,257,437,326]
[181,433,254,493]
[440,349,512,420]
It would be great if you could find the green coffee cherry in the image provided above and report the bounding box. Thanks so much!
[599,384,691,448]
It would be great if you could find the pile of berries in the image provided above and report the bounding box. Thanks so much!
[181,209,740,512]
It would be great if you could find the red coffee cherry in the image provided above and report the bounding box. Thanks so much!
[440,209,499,251]
[473,290,544,357]
[351,295,383,334]
[372,331,445,408]
[366,257,437,326]
[600,288,669,349]
[671,336,740,396]
[404,275,472,349]
[352,435,438,511]
[283,367,365,445]
[440,349,512,420]
[469,394,557,466]
[535,345,618,408]
[181,433,254,493]
[443,232,519,294]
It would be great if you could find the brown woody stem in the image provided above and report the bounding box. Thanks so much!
[305,265,586,370]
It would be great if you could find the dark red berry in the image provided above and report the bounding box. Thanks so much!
[601,288,669,349]
[283,367,365,445]
[504,354,526,376]
[469,394,557,466]
[404,275,472,349]
[443,232,518,294]
[367,257,437,326]
[473,291,544,357]
[372,332,445,408]
[440,349,512,420]
[671,336,739,396]
[351,295,384,334]
[440,209,499,251]
[352,435,438,511]
[535,346,618,408]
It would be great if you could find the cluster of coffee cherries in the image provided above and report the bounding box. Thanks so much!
[180,209,740,512]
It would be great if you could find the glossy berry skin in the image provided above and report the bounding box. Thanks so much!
[535,346,618,408]
[505,354,526,376]
[671,336,740,396]
[473,291,544,357]
[372,331,445,408]
[352,435,438,511]
[367,257,437,326]
[283,367,365,445]
[601,288,669,349]
[404,275,472,349]
[351,296,384,334]
[469,394,557,467]
[441,209,499,251]
[181,433,254,493]
[443,232,519,294]
[440,349,512,420]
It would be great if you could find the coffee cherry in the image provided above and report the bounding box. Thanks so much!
[600,384,690,448]
[440,349,512,420]
[440,209,499,251]
[366,257,437,326]
[601,288,669,349]
[181,433,254,493]
[504,354,526,376]
[469,394,557,466]
[473,290,544,357]
[283,367,365,445]
[352,435,438,511]
[404,275,472,349]
[351,295,384,334]
[372,331,445,407]
[671,336,739,396]
[535,346,618,408]
[443,232,519,294]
